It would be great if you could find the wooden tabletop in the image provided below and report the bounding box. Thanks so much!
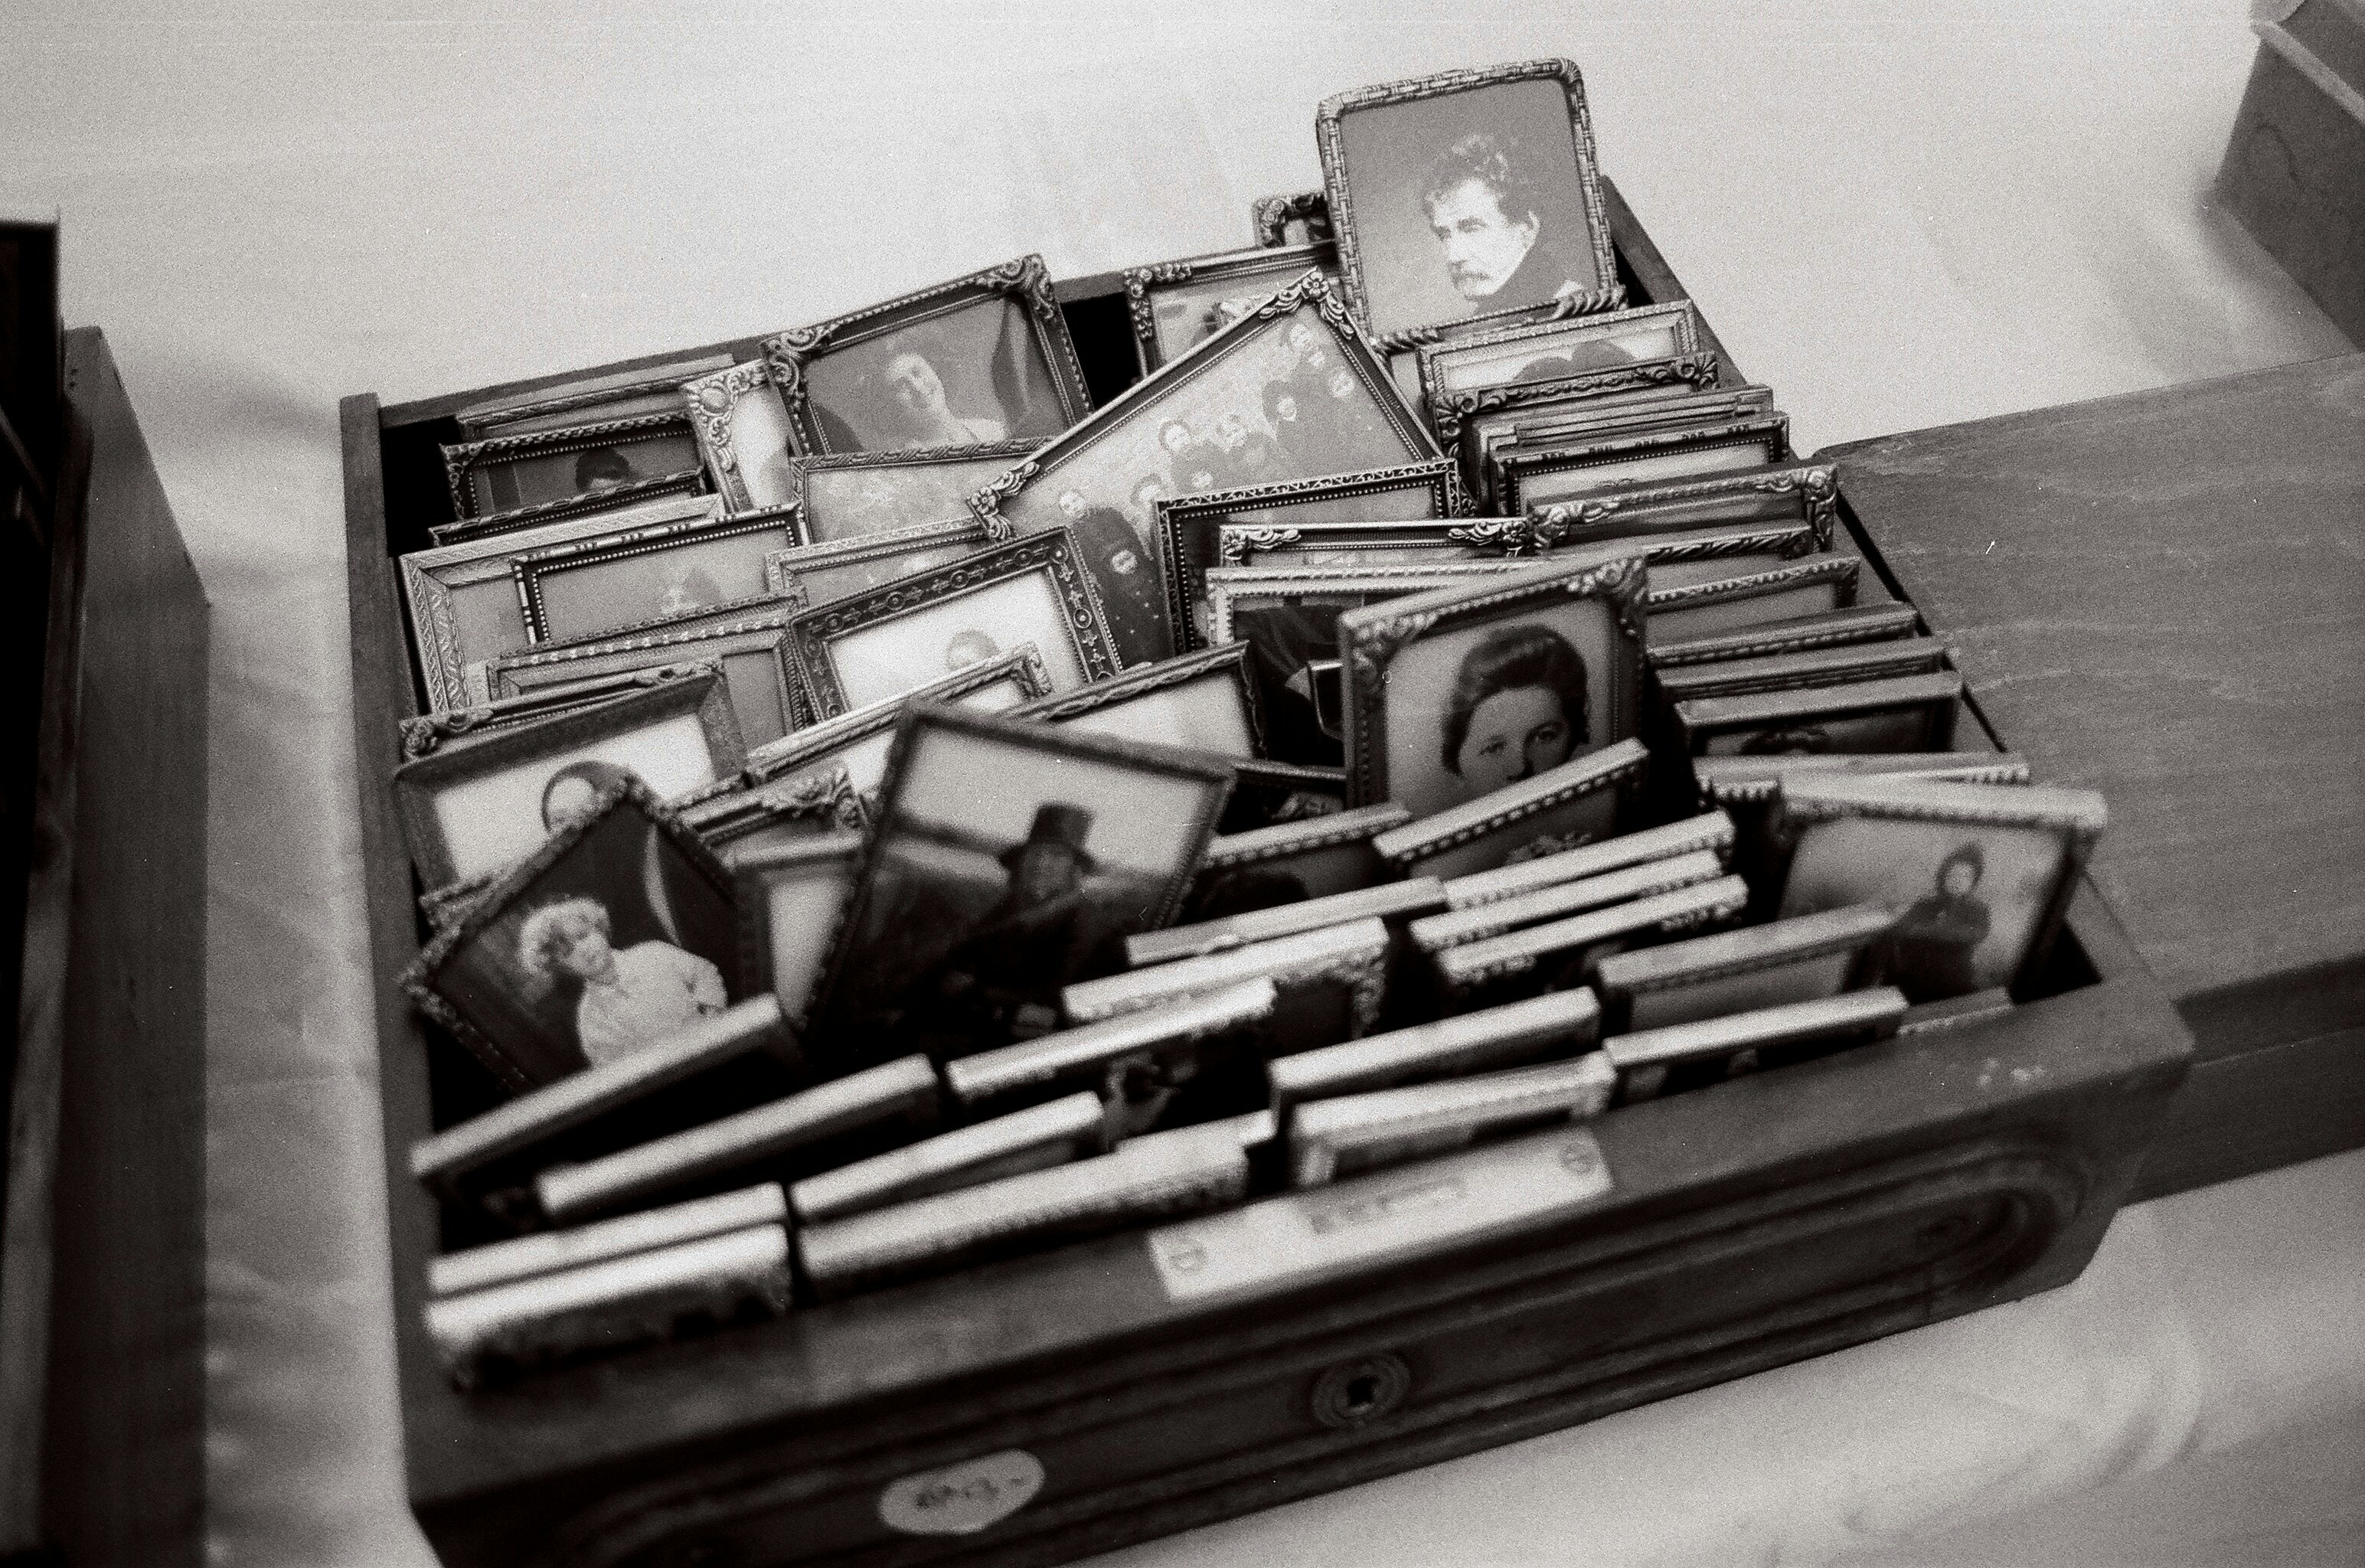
[1825,354,2365,1047]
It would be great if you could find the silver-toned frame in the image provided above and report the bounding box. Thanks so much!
[1498,412,1793,515]
[1251,190,1334,248]
[758,255,1092,458]
[786,439,1039,544]
[731,831,866,1028]
[1415,300,1707,428]
[1334,546,1651,809]
[781,530,1120,719]
[1315,58,1625,351]
[508,507,805,645]
[759,518,991,606]
[400,659,719,760]
[739,645,1055,792]
[1645,554,1860,622]
[1122,240,1340,375]
[390,665,746,891]
[1371,736,1650,874]
[440,410,706,520]
[1006,640,1266,754]
[452,353,735,439]
[679,361,796,514]
[1673,670,1965,758]
[1527,460,1841,550]
[1647,603,1922,670]
[483,607,809,740]
[677,761,867,855]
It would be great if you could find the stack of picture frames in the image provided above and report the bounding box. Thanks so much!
[383,55,2114,1390]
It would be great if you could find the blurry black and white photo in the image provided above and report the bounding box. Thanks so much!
[733,832,864,1027]
[1124,241,1342,372]
[1318,60,1619,341]
[442,412,705,518]
[406,782,741,1089]
[1416,300,1701,402]
[784,531,1118,715]
[762,257,1090,456]
[1678,671,1962,759]
[741,647,1052,803]
[681,361,801,513]
[811,707,1233,1057]
[1009,643,1262,758]
[792,442,1036,542]
[1336,546,1647,815]
[1776,777,2107,1002]
[392,670,744,888]
[973,276,1439,666]
[511,510,799,644]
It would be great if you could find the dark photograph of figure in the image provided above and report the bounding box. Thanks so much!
[801,294,1067,454]
[812,710,1230,1061]
[413,785,741,1088]
[1881,843,1993,1003]
[477,423,701,515]
[1329,71,1609,339]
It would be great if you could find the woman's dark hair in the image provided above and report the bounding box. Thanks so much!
[540,760,641,830]
[573,446,633,488]
[1439,622,1589,775]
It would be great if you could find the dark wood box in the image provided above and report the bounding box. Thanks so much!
[0,328,210,1568]
[343,186,2192,1568]
[2219,2,2365,348]
[1826,352,2365,1200]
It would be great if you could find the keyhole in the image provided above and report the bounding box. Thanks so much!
[1344,1375,1378,1411]
[1311,1353,1411,1429]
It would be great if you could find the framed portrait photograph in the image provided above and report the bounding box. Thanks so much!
[760,519,990,611]
[1774,776,2108,1004]
[1316,59,1622,348]
[681,361,802,514]
[511,507,803,645]
[1252,189,1334,248]
[442,411,707,520]
[1124,240,1343,375]
[1643,555,1860,643]
[1185,799,1413,923]
[484,609,805,748]
[1008,641,1263,758]
[759,255,1091,457]
[453,352,735,439]
[400,496,721,714]
[740,645,1052,802]
[1158,458,1465,652]
[782,530,1121,718]
[1674,669,1964,759]
[789,440,1037,544]
[1647,601,1922,671]
[403,779,745,1092]
[808,704,1236,1060]
[1528,459,1841,551]
[1334,543,1649,815]
[970,270,1442,669]
[400,661,718,761]
[1499,413,1792,514]
[1370,734,1648,883]
[734,831,864,1030]
[1410,298,1712,404]
[393,666,746,890]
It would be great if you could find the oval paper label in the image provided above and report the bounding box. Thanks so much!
[877,1448,1046,1537]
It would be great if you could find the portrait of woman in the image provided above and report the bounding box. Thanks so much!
[1881,842,1992,1003]
[1437,622,1589,805]
[538,760,644,836]
[515,895,727,1067]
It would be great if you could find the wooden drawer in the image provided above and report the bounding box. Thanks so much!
[342,185,2192,1568]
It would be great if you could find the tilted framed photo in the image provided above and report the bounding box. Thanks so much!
[484,607,806,749]
[734,831,866,1030]
[680,361,803,514]
[1335,543,1649,814]
[759,519,990,612]
[782,530,1121,718]
[1316,58,1622,351]
[789,440,1037,544]
[1007,641,1264,759]
[1773,775,2108,1004]
[1527,459,1840,550]
[1183,800,1415,923]
[392,665,746,890]
[1251,189,1334,248]
[807,704,1237,1061]
[442,410,706,520]
[403,779,744,1092]
[1674,670,1964,760]
[453,353,733,439]
[1123,240,1342,375]
[1498,413,1792,515]
[510,506,804,646]
[758,254,1091,457]
[969,270,1441,669]
[1644,555,1860,643]
[399,497,719,713]
[740,646,1053,802]
[1370,734,1649,883]
[1157,458,1465,652]
[399,661,721,761]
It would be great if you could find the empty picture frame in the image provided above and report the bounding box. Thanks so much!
[759,254,1091,457]
[681,360,803,514]
[484,607,807,748]
[443,410,706,519]
[740,645,1053,800]
[1335,544,1649,814]
[1498,413,1792,515]
[1007,641,1264,758]
[782,530,1121,718]
[789,440,1037,544]
[511,507,804,645]
[400,495,724,714]
[1157,457,1465,652]
[1317,58,1622,350]
[760,519,991,611]
[1124,239,1344,374]
[392,665,746,890]
[970,270,1442,669]
[733,832,865,1029]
